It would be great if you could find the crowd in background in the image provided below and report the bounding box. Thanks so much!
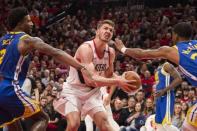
[0,0,197,131]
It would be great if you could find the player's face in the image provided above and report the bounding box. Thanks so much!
[22,15,33,33]
[97,23,114,42]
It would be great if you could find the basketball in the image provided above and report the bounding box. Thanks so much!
[122,71,141,93]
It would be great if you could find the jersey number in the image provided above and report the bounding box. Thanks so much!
[0,49,6,64]
[191,53,197,60]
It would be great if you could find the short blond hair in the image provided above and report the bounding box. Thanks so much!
[97,19,115,29]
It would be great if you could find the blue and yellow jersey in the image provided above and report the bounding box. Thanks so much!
[154,63,175,125]
[0,32,40,127]
[174,40,197,86]
[0,32,31,86]
[154,63,174,92]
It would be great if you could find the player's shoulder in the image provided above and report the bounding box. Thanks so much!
[162,62,175,73]
[83,40,93,44]
[19,33,31,40]
[159,46,177,59]
[21,36,45,46]
[75,41,94,60]
[77,40,93,54]
[79,40,92,49]
[162,62,170,69]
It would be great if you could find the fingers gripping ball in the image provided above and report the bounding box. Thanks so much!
[122,71,141,94]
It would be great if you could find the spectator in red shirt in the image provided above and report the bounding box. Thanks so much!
[159,33,171,46]
[141,70,155,97]
[181,88,190,103]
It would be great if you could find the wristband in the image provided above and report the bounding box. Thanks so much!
[121,47,127,54]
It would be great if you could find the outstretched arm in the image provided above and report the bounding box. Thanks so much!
[155,62,182,98]
[114,38,179,64]
[18,36,85,71]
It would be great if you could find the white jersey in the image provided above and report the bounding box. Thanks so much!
[66,40,110,87]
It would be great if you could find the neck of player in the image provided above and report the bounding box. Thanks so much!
[12,26,23,32]
[94,37,107,57]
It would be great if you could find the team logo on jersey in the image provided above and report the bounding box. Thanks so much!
[95,64,107,71]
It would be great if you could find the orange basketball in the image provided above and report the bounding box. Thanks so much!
[122,71,141,90]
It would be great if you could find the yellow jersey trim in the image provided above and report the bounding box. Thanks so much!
[0,108,41,128]
[161,63,170,76]
[172,45,178,50]
[19,34,30,40]
[186,104,197,127]
[9,31,25,34]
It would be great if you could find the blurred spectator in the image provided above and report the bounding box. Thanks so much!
[135,90,145,108]
[45,87,62,131]
[181,81,189,89]
[143,98,155,118]
[40,96,48,111]
[181,88,189,103]
[188,88,197,106]
[41,83,53,98]
[121,98,128,107]
[120,96,137,126]
[141,70,155,97]
[41,69,50,86]
[112,98,124,125]
[181,102,189,118]
[172,103,184,129]
[126,102,146,130]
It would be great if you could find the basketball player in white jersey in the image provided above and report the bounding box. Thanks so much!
[53,20,136,131]
[84,86,120,131]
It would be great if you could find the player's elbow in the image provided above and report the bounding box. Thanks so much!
[51,48,68,61]
[51,48,62,57]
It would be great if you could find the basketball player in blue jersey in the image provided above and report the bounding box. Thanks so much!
[0,7,92,131]
[115,22,197,130]
[153,62,182,130]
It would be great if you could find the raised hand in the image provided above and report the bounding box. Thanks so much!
[114,38,126,53]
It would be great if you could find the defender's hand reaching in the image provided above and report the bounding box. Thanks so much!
[114,38,127,53]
